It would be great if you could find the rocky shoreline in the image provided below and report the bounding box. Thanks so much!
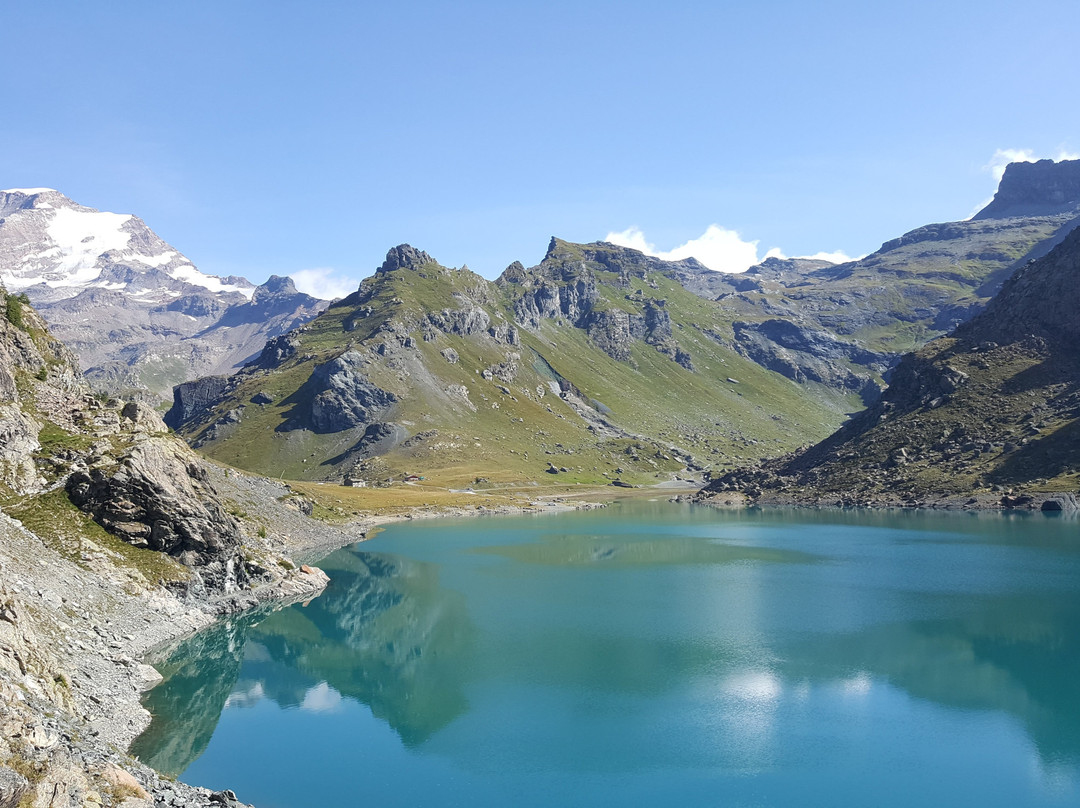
[0,457,622,808]
[693,488,1079,513]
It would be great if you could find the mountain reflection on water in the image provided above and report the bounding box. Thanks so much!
[132,548,472,775]
[131,505,1080,802]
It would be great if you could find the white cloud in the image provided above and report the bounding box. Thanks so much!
[606,224,777,274]
[300,681,343,713]
[605,226,854,273]
[798,249,856,264]
[289,267,358,300]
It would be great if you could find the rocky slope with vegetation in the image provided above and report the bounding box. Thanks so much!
[701,224,1080,509]
[0,285,337,807]
[165,240,863,490]
[168,156,1080,492]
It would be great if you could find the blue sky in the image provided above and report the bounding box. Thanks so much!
[3,1,1078,296]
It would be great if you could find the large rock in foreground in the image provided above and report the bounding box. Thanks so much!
[67,438,249,590]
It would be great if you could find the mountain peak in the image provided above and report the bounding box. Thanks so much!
[973,158,1080,220]
[378,244,436,273]
[252,274,299,301]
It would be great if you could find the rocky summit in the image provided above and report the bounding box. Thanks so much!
[701,223,1080,508]
[0,189,327,400]
[973,158,1080,220]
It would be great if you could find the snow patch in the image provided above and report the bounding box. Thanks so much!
[1,187,57,195]
[169,263,254,298]
[45,206,133,287]
[125,251,177,268]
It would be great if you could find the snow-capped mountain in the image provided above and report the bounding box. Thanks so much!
[0,188,254,302]
[0,188,328,400]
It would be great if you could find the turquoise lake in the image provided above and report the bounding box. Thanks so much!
[132,502,1080,807]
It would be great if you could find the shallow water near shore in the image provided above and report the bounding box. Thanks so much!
[132,502,1080,807]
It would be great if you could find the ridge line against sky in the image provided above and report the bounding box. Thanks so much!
[2,1,1079,299]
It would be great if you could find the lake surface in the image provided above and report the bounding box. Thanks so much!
[132,502,1080,807]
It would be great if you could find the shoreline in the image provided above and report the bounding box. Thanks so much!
[1,468,688,808]
[693,488,1079,514]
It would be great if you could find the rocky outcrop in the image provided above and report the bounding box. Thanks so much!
[511,274,600,330]
[66,439,246,580]
[974,159,1080,220]
[425,305,491,337]
[299,351,397,433]
[0,286,84,493]
[248,332,301,370]
[165,375,235,430]
[377,244,436,273]
[733,319,890,393]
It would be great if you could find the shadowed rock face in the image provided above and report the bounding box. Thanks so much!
[300,351,398,433]
[165,375,235,430]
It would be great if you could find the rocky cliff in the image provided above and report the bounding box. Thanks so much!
[973,158,1080,220]
[0,285,332,807]
[0,189,327,401]
[701,225,1080,507]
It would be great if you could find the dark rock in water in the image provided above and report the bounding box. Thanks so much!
[1040,494,1078,512]
[66,438,248,590]
[165,375,233,429]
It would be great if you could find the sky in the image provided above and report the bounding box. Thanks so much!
[2,1,1079,298]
